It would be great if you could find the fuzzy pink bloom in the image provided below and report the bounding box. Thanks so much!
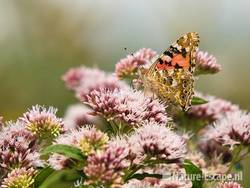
[217,182,243,188]
[115,48,157,79]
[61,67,85,90]
[19,105,65,138]
[0,122,43,172]
[63,104,99,130]
[48,126,108,170]
[128,122,186,162]
[195,50,221,75]
[62,66,127,101]
[1,167,36,188]
[84,139,129,187]
[188,93,239,122]
[85,89,168,126]
[200,111,250,148]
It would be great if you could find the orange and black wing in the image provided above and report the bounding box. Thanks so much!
[155,32,199,72]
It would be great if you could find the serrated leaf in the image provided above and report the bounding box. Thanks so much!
[183,159,204,188]
[191,96,208,105]
[41,144,86,161]
[34,166,54,188]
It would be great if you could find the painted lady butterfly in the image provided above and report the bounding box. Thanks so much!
[140,32,200,111]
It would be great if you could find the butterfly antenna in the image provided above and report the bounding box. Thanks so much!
[123,47,134,56]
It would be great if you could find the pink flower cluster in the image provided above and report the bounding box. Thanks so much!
[188,93,239,122]
[195,50,221,75]
[0,122,42,172]
[1,167,36,188]
[63,104,98,130]
[128,122,187,161]
[85,88,168,126]
[115,48,157,79]
[84,139,130,187]
[19,105,65,138]
[62,66,127,101]
[0,105,65,186]
[200,111,250,148]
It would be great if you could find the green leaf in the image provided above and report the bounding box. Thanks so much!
[34,166,54,188]
[191,96,208,105]
[183,159,204,188]
[41,144,86,161]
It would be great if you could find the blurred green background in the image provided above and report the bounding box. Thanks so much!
[0,0,249,187]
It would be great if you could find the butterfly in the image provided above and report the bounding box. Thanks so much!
[140,32,200,111]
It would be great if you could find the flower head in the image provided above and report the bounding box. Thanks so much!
[115,48,157,79]
[84,139,129,187]
[63,104,99,130]
[62,66,128,101]
[188,93,239,122]
[217,182,243,188]
[128,122,187,162]
[1,167,36,188]
[195,50,221,75]
[85,88,168,126]
[0,122,42,171]
[48,126,109,170]
[19,105,65,139]
[78,127,109,155]
[200,111,250,148]
[61,66,86,90]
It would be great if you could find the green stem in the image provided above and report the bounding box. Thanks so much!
[109,120,118,135]
[124,164,145,182]
[124,156,152,182]
[232,149,250,166]
[227,145,244,173]
[124,157,180,182]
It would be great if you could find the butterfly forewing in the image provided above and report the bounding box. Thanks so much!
[143,32,199,111]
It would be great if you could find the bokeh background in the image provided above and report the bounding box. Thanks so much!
[0,0,249,187]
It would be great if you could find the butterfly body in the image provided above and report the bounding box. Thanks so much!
[141,32,199,111]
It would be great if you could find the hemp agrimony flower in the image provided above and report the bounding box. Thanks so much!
[19,105,65,139]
